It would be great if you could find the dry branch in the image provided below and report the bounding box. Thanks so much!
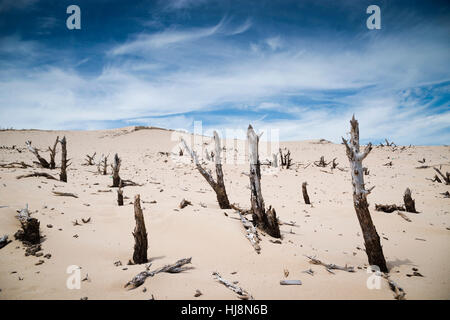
[17,172,57,180]
[84,152,96,166]
[213,272,253,300]
[25,141,50,168]
[0,161,32,169]
[302,182,311,204]
[305,255,355,274]
[375,204,405,213]
[52,191,78,198]
[59,136,69,182]
[237,211,261,254]
[434,167,450,184]
[125,257,192,289]
[48,136,58,169]
[403,188,417,213]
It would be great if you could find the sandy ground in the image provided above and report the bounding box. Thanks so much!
[0,126,449,300]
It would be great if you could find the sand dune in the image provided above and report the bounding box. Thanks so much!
[0,126,449,300]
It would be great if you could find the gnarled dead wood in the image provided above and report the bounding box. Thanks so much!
[403,188,417,213]
[342,115,387,272]
[16,172,57,180]
[181,131,231,209]
[397,211,411,222]
[213,272,253,300]
[14,207,41,245]
[117,187,123,206]
[132,194,148,264]
[237,211,261,254]
[125,257,192,289]
[375,204,405,213]
[305,255,355,274]
[248,125,281,238]
[25,141,50,168]
[84,152,96,166]
[48,136,58,169]
[434,167,450,185]
[0,161,32,169]
[314,156,330,167]
[52,191,78,198]
[97,154,109,175]
[302,182,311,204]
[111,153,121,187]
[59,136,69,182]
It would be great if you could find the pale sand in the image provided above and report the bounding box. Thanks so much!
[0,127,449,300]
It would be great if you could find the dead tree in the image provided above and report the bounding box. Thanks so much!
[434,168,450,185]
[48,136,59,169]
[330,158,338,170]
[59,136,69,182]
[132,194,148,264]
[302,182,311,204]
[98,154,109,175]
[15,206,41,245]
[279,148,292,169]
[84,152,96,166]
[342,116,387,272]
[117,186,124,206]
[111,153,121,187]
[248,125,281,238]
[314,156,329,167]
[25,141,50,168]
[181,131,231,209]
[403,188,417,213]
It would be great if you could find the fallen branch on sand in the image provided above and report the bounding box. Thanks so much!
[0,162,32,169]
[237,211,261,254]
[52,191,78,198]
[375,204,405,213]
[397,211,411,222]
[16,172,57,180]
[0,235,12,249]
[213,272,253,300]
[304,255,355,274]
[124,257,192,290]
[382,274,406,300]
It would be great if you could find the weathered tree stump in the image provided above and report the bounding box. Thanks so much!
[111,153,121,187]
[302,182,311,204]
[48,136,59,169]
[84,152,96,166]
[15,218,41,245]
[248,125,281,238]
[117,187,124,206]
[132,194,148,264]
[403,188,417,213]
[59,136,68,182]
[97,154,109,175]
[342,115,387,273]
[25,141,50,168]
[181,131,231,209]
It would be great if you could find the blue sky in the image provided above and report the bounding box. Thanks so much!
[0,0,449,145]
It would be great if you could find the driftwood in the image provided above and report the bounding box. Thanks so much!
[125,257,192,289]
[59,136,69,182]
[0,235,12,249]
[384,274,406,300]
[305,255,355,274]
[48,136,59,169]
[302,182,311,204]
[84,152,96,166]
[111,153,121,187]
[342,115,387,272]
[213,272,253,300]
[314,156,330,167]
[181,131,231,209]
[16,172,57,180]
[237,211,261,254]
[52,191,78,198]
[397,211,411,222]
[375,204,405,213]
[248,125,281,238]
[179,198,192,209]
[0,161,32,169]
[434,167,450,184]
[403,188,417,213]
[117,187,124,206]
[132,194,148,264]
[25,141,50,168]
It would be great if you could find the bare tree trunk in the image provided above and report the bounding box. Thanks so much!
[248,125,281,238]
[97,154,108,175]
[342,116,387,273]
[25,141,50,168]
[117,187,124,206]
[59,136,68,182]
[111,153,121,187]
[302,182,311,204]
[181,131,231,209]
[403,188,417,213]
[84,152,96,166]
[132,194,148,264]
[48,136,58,169]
